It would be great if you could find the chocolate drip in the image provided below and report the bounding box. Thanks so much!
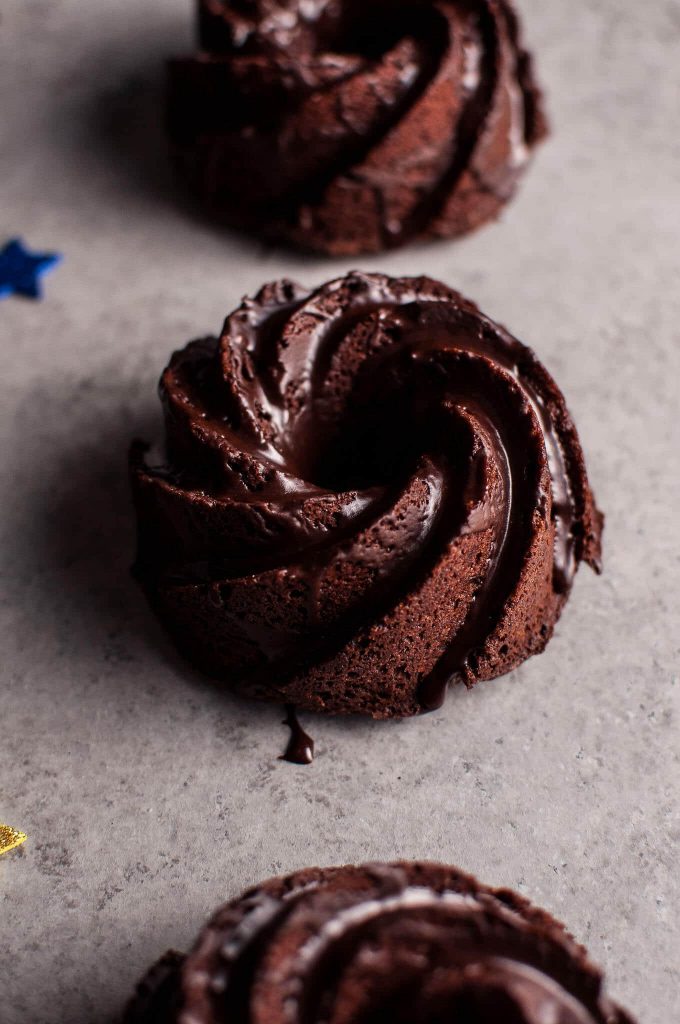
[124,862,634,1024]
[280,705,315,764]
[167,0,548,255]
[131,271,603,718]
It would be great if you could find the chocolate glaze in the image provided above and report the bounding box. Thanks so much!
[167,0,548,255]
[281,705,315,764]
[124,861,635,1024]
[131,271,603,718]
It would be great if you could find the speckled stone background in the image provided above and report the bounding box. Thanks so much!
[1,1,679,1021]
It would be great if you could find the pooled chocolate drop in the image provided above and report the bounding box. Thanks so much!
[281,705,315,764]
[167,0,548,255]
[130,271,603,719]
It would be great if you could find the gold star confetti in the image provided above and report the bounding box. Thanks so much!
[0,824,27,855]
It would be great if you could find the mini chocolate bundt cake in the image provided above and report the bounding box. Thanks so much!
[124,861,634,1024]
[167,0,547,254]
[130,271,602,718]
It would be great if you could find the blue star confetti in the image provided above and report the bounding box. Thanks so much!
[0,238,62,300]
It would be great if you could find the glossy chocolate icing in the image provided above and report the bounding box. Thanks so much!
[167,0,548,254]
[124,862,635,1024]
[131,272,603,718]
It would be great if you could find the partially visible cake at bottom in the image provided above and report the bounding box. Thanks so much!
[124,861,634,1023]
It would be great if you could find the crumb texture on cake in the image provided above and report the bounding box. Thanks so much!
[124,861,634,1024]
[167,0,548,254]
[130,271,602,718]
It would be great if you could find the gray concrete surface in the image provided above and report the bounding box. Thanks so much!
[1,1,679,1021]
